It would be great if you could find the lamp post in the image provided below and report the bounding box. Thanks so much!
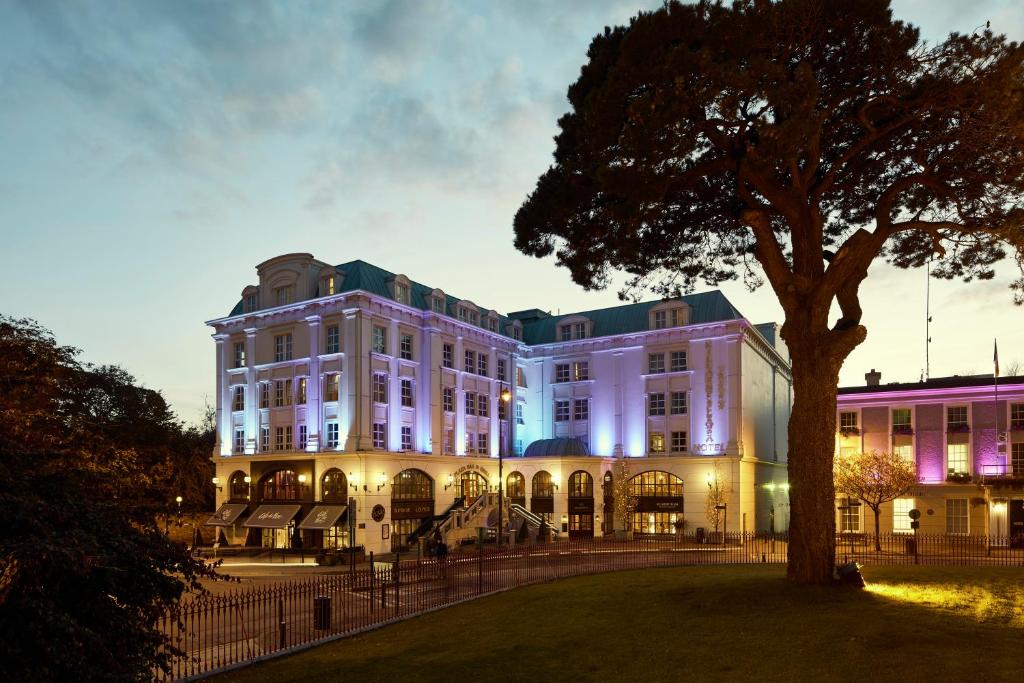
[175,495,183,527]
[498,384,513,546]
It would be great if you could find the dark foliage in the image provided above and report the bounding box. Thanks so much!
[0,317,221,681]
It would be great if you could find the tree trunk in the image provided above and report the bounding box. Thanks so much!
[873,506,882,552]
[785,342,842,584]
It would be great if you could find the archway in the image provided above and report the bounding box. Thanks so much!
[628,471,684,535]
[391,469,435,552]
[567,470,594,538]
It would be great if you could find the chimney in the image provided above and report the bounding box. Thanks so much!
[865,369,881,387]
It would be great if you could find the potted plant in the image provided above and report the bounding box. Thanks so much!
[839,426,860,437]
[946,472,972,484]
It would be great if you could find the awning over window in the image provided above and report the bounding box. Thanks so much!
[242,504,302,528]
[205,503,248,527]
[298,505,348,530]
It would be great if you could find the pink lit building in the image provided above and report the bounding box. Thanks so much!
[836,371,1024,540]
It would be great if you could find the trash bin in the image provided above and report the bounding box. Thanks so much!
[904,538,917,556]
[695,527,706,544]
[837,562,866,588]
[313,595,331,630]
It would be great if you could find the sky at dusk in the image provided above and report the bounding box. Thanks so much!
[1,0,1022,424]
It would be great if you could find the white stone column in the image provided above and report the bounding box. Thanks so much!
[213,333,230,455]
[244,328,258,454]
[344,308,372,451]
[455,336,466,455]
[388,319,401,450]
[613,350,624,457]
[306,315,322,452]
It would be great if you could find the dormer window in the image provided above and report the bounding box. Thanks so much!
[432,297,444,313]
[326,276,335,295]
[649,302,689,330]
[242,286,259,313]
[560,324,572,341]
[558,316,591,341]
[456,302,479,326]
[274,285,294,306]
[389,274,412,306]
[508,322,522,341]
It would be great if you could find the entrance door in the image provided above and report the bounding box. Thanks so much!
[1010,500,1024,546]
[461,472,487,506]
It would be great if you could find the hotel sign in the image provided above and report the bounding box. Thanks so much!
[635,497,685,513]
[690,442,725,455]
[391,500,434,520]
[568,498,595,514]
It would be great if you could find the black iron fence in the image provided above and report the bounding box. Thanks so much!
[157,532,1024,681]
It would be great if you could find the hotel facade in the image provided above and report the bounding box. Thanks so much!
[835,371,1024,541]
[206,253,792,556]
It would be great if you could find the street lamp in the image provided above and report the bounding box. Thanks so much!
[211,476,222,492]
[498,384,513,546]
[175,495,183,526]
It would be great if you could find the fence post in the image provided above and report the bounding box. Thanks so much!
[277,598,286,650]
[394,553,401,614]
[369,551,375,613]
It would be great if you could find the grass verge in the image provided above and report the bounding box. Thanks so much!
[213,564,1024,683]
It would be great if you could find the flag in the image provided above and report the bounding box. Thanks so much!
[994,339,999,378]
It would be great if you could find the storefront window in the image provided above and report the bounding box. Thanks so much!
[321,469,348,502]
[628,471,684,497]
[507,472,525,499]
[392,469,433,499]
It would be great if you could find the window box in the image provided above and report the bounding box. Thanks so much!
[945,472,972,484]
[892,426,914,436]
[946,424,971,434]
[839,427,860,436]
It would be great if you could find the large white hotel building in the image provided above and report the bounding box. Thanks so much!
[206,253,792,555]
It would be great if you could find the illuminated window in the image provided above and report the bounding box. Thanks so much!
[296,377,307,404]
[326,422,339,448]
[532,471,554,497]
[574,398,589,421]
[648,393,665,416]
[443,343,453,368]
[947,444,968,475]
[945,498,968,534]
[568,471,593,496]
[648,353,665,374]
[401,379,413,407]
[325,325,339,354]
[839,411,858,430]
[516,367,527,388]
[670,391,687,415]
[324,374,339,402]
[232,386,245,412]
[840,503,861,533]
[465,391,476,416]
[274,334,293,362]
[400,334,413,361]
[233,342,246,368]
[893,498,913,533]
[326,275,335,295]
[649,432,665,453]
[372,422,386,449]
[372,326,387,355]
[893,444,914,466]
[628,471,684,496]
[401,426,412,451]
[443,386,454,413]
[372,373,387,404]
[573,361,589,381]
[554,399,570,422]
[1011,443,1024,475]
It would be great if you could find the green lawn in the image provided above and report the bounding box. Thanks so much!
[214,565,1024,683]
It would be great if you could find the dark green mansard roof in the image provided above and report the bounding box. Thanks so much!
[523,437,591,457]
[514,290,744,345]
[228,259,745,343]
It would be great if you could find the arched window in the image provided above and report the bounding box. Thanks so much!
[321,469,348,502]
[460,471,488,502]
[532,471,554,498]
[506,472,525,499]
[229,470,249,501]
[260,469,302,501]
[628,471,684,497]
[568,471,593,497]
[392,469,433,500]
